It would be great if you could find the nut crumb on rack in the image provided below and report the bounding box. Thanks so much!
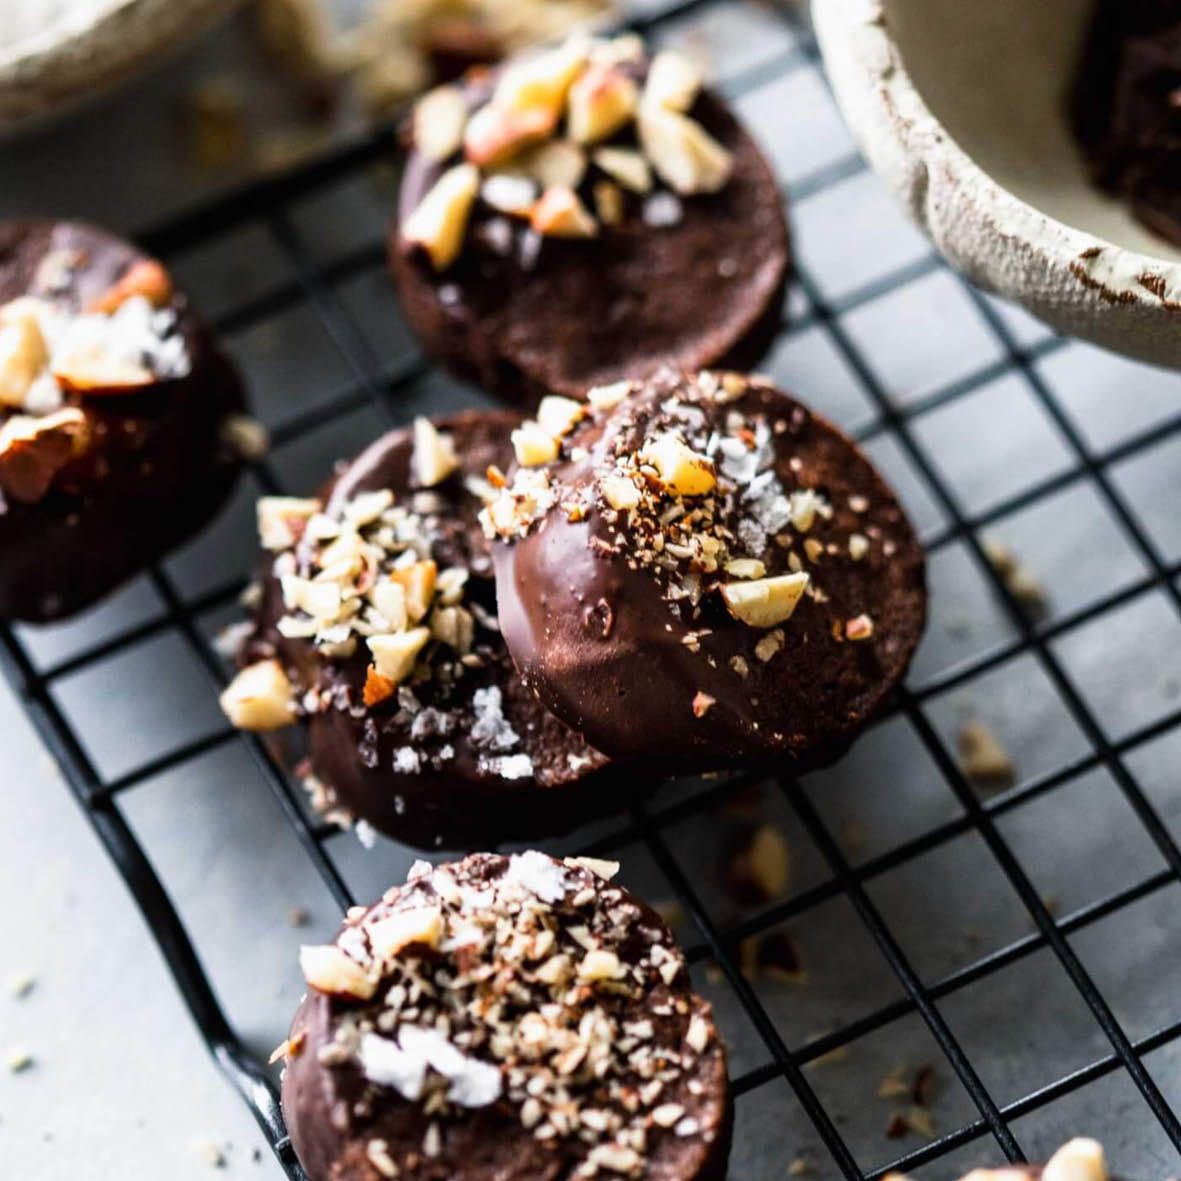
[957,720,1016,790]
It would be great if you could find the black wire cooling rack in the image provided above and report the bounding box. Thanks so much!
[2,1,1181,1177]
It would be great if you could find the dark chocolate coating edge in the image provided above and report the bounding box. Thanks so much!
[0,219,246,622]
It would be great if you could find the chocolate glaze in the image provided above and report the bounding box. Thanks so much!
[282,853,732,1181]
[248,412,628,850]
[492,372,927,772]
[0,220,245,622]
[389,64,790,403]
[1072,1,1181,247]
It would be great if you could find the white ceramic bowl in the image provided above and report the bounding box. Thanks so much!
[813,0,1181,369]
[0,0,241,136]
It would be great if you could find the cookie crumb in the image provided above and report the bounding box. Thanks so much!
[957,720,1015,789]
[288,906,311,927]
[984,538,1047,618]
[190,1136,228,1168]
[5,972,35,999]
[6,1048,33,1073]
[723,823,791,905]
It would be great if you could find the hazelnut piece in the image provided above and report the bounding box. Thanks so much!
[511,421,561,467]
[299,944,377,1000]
[413,84,468,164]
[367,627,431,685]
[219,659,297,732]
[530,186,598,238]
[0,408,89,502]
[567,63,639,144]
[637,105,733,195]
[86,259,173,314]
[412,416,459,487]
[592,146,652,193]
[402,163,480,271]
[368,906,444,962]
[643,50,703,112]
[0,302,49,409]
[720,572,810,628]
[638,433,717,497]
[257,496,320,551]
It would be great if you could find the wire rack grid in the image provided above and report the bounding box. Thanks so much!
[2,1,1180,1177]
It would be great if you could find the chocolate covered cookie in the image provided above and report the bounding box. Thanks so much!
[280,852,731,1181]
[0,220,247,621]
[483,371,926,772]
[220,411,616,849]
[390,34,789,402]
[1072,1,1181,247]
[886,1137,1109,1181]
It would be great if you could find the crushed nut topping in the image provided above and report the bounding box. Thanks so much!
[404,35,732,270]
[482,369,884,674]
[0,253,190,500]
[300,853,718,1177]
[237,434,547,782]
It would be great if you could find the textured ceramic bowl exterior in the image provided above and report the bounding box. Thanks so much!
[0,0,241,136]
[813,0,1181,370]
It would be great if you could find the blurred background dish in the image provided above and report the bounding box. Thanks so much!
[0,0,244,134]
[814,0,1181,370]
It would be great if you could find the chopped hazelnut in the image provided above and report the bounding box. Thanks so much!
[578,949,624,982]
[219,659,296,732]
[367,627,431,685]
[845,613,874,641]
[723,558,765,580]
[481,173,538,216]
[220,413,270,461]
[593,180,625,227]
[601,473,641,511]
[643,50,703,113]
[368,906,444,961]
[257,496,320,551]
[0,302,49,408]
[957,720,1015,789]
[86,259,173,314]
[412,416,460,487]
[363,666,396,707]
[493,40,588,125]
[0,408,89,503]
[512,421,562,467]
[721,572,809,628]
[535,394,584,438]
[413,84,469,163]
[848,533,869,561]
[1043,1139,1108,1181]
[299,944,377,1000]
[637,105,733,195]
[724,822,791,904]
[592,146,653,194]
[567,63,639,144]
[530,186,598,238]
[692,691,716,718]
[638,433,717,496]
[516,138,587,190]
[51,346,153,395]
[586,380,633,410]
[402,163,480,271]
[462,103,553,168]
[389,560,438,624]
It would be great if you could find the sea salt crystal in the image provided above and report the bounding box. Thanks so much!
[469,686,521,752]
[505,850,568,903]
